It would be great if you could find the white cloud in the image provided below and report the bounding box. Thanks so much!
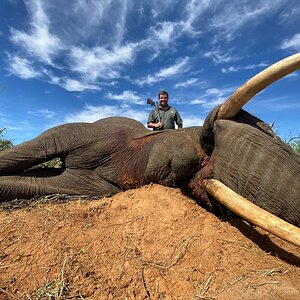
[62,79,100,92]
[49,0,133,47]
[279,7,300,24]
[49,75,101,92]
[221,62,269,73]
[144,1,211,58]
[221,66,238,73]
[10,0,63,64]
[28,109,55,119]
[69,43,140,81]
[135,57,190,86]
[285,72,298,78]
[245,62,269,69]
[204,48,238,64]
[0,116,9,128]
[147,0,291,45]
[7,0,137,90]
[281,33,300,51]
[145,21,184,61]
[5,121,34,131]
[206,87,236,96]
[247,97,300,112]
[146,0,285,45]
[182,115,205,127]
[158,57,190,77]
[208,0,285,42]
[106,90,144,104]
[148,21,184,48]
[190,98,207,105]
[144,1,214,59]
[64,104,148,124]
[190,86,237,108]
[7,55,42,79]
[184,0,211,35]
[149,0,182,19]
[174,78,203,88]
[113,1,129,46]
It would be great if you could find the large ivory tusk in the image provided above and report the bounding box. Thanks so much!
[218,52,300,120]
[203,179,300,247]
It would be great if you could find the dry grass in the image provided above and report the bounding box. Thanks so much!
[194,273,214,299]
[0,194,101,212]
[139,236,199,270]
[33,258,69,300]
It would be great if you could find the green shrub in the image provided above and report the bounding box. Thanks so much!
[38,158,63,168]
[0,128,13,151]
[290,138,300,154]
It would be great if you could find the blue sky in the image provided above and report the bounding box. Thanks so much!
[0,0,299,144]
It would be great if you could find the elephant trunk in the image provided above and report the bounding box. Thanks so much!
[217,52,300,120]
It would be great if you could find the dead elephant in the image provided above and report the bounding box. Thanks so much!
[0,53,300,246]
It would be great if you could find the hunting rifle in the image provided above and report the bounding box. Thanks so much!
[146,98,161,123]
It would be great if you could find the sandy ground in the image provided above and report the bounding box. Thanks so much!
[0,184,300,299]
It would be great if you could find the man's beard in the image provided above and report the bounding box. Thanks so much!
[160,101,167,106]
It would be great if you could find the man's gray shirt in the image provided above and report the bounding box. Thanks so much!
[147,106,183,130]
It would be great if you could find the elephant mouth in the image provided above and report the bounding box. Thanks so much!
[202,52,300,247]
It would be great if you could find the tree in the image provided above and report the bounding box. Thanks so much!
[289,137,300,154]
[0,128,13,151]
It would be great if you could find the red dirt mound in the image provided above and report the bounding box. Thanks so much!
[0,184,300,299]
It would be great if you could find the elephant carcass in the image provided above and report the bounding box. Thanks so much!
[0,54,300,247]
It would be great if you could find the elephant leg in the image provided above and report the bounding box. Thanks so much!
[0,168,121,201]
[0,123,85,176]
[0,136,60,176]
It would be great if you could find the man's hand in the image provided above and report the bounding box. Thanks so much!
[155,122,163,129]
[147,121,163,130]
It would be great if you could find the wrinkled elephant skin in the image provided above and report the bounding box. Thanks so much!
[0,110,299,227]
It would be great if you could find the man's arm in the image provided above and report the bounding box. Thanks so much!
[175,109,183,129]
[147,122,163,129]
[147,110,163,129]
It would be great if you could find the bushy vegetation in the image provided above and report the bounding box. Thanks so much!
[289,138,300,154]
[0,128,13,151]
[38,158,63,168]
